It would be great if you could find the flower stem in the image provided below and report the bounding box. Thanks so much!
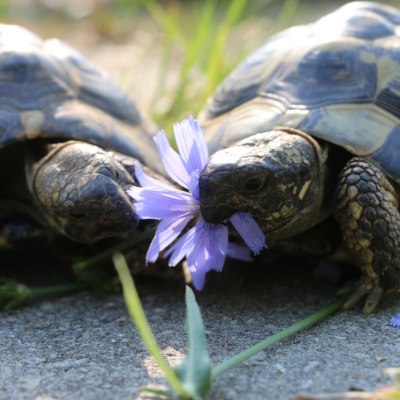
[73,228,156,273]
[113,252,190,398]
[211,297,346,378]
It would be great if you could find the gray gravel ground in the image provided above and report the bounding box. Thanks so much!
[1,259,399,400]
[1,4,400,400]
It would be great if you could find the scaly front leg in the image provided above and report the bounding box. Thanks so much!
[335,157,400,313]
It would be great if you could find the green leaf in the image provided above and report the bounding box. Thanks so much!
[175,286,212,399]
[139,386,174,398]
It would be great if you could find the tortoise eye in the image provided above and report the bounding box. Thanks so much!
[243,176,265,193]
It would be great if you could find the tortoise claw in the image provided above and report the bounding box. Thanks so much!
[342,283,369,310]
[342,283,384,313]
[362,285,384,314]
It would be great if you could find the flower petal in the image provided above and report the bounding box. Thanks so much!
[165,220,229,290]
[230,212,266,255]
[186,221,228,290]
[165,225,197,266]
[389,313,400,327]
[201,222,228,272]
[189,170,200,201]
[146,215,193,263]
[134,163,176,190]
[227,243,253,262]
[189,267,206,291]
[154,130,190,189]
[129,186,197,220]
[174,116,209,174]
[127,118,269,291]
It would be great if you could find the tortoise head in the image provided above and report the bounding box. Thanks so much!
[29,141,137,243]
[199,128,328,240]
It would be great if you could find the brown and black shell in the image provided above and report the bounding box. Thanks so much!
[0,24,161,173]
[200,2,400,183]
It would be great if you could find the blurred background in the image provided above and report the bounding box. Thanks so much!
[1,0,398,129]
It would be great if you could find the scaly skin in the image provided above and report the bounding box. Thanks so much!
[335,157,400,312]
[199,129,400,312]
[29,140,138,243]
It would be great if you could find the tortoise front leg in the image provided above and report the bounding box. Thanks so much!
[335,157,400,313]
[0,220,50,249]
[0,200,51,249]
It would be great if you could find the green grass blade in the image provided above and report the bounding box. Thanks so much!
[148,34,174,118]
[139,0,187,49]
[1,281,89,311]
[113,252,190,398]
[211,297,346,378]
[161,0,218,123]
[204,0,247,95]
[273,0,299,33]
[72,228,155,273]
[182,0,216,71]
[139,386,174,398]
[175,286,212,398]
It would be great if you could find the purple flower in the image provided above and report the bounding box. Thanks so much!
[389,313,400,327]
[128,117,265,290]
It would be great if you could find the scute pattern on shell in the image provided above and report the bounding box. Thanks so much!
[200,2,400,183]
[0,24,161,173]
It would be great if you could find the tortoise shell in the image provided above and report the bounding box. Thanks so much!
[0,24,161,172]
[200,2,400,183]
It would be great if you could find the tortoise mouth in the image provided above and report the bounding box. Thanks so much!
[200,203,235,223]
[59,189,138,243]
[199,167,235,223]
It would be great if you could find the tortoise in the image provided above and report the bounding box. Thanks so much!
[0,24,162,247]
[198,1,400,312]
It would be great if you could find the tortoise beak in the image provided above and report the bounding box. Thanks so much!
[199,170,235,223]
[59,182,138,243]
[200,202,235,224]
